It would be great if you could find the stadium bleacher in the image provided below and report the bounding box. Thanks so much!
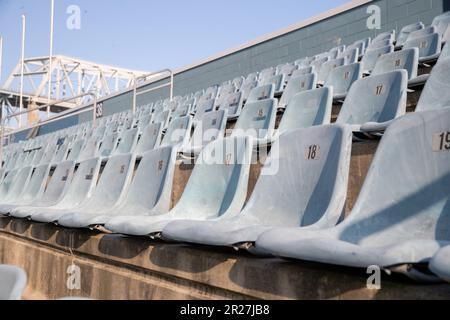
[2,10,450,299]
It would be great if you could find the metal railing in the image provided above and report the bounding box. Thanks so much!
[132,69,173,114]
[0,91,97,167]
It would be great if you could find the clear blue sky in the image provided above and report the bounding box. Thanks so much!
[0,0,349,80]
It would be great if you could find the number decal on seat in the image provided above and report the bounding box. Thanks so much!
[305,145,320,160]
[433,132,450,152]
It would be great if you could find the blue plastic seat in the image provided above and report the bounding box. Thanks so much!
[336,70,408,133]
[162,124,352,249]
[0,265,27,300]
[403,32,441,63]
[278,73,317,109]
[257,109,450,282]
[324,63,362,100]
[397,22,425,46]
[105,136,253,237]
[278,87,333,135]
[361,45,394,74]
[430,246,450,282]
[246,84,275,103]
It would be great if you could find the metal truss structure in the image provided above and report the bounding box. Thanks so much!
[0,55,149,129]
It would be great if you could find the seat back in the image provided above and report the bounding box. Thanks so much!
[397,22,425,46]
[372,48,419,80]
[279,87,333,135]
[279,73,317,108]
[161,116,192,147]
[338,109,450,246]
[39,160,76,204]
[135,122,163,155]
[233,99,277,140]
[171,136,252,219]
[336,70,408,126]
[416,57,450,112]
[0,265,27,300]
[325,63,362,96]
[243,124,352,227]
[404,32,441,60]
[361,45,394,73]
[188,110,227,148]
[246,84,275,103]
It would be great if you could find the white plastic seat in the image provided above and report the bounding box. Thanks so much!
[317,58,345,84]
[216,91,244,120]
[336,70,408,133]
[278,73,317,109]
[324,63,362,100]
[0,167,33,205]
[262,74,285,93]
[163,124,352,249]
[10,160,76,219]
[337,47,359,64]
[276,63,297,82]
[397,22,425,46]
[361,45,394,74]
[0,164,51,215]
[56,147,177,229]
[256,109,450,281]
[231,98,277,147]
[29,157,102,223]
[415,57,450,112]
[160,116,192,148]
[134,122,163,156]
[403,32,441,63]
[0,265,27,300]
[278,87,333,135]
[56,153,136,228]
[371,48,426,87]
[105,136,253,237]
[246,84,275,103]
[180,110,227,157]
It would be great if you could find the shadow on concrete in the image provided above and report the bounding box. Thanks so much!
[98,234,151,259]
[228,257,372,299]
[0,216,11,229]
[149,243,230,274]
[9,218,32,234]
[30,223,59,241]
[55,228,98,249]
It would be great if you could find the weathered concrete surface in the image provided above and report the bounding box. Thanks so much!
[1,219,450,300]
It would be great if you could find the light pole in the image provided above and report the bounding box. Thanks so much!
[47,0,55,118]
[19,15,26,128]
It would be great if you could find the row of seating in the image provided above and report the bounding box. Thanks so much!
[1,11,450,284]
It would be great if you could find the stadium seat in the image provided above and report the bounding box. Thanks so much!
[368,39,393,50]
[29,157,102,223]
[240,80,258,101]
[278,73,317,109]
[0,164,51,215]
[152,109,171,129]
[415,57,450,112]
[397,22,425,46]
[0,169,19,200]
[160,116,192,148]
[262,74,285,93]
[66,139,85,161]
[98,133,118,158]
[336,70,408,133]
[439,42,450,61]
[292,66,314,76]
[371,48,427,86]
[56,154,136,228]
[134,122,163,156]
[337,47,359,64]
[276,63,297,82]
[180,110,227,157]
[105,136,253,237]
[162,124,352,248]
[58,147,177,229]
[430,246,450,282]
[373,30,395,43]
[256,109,450,281]
[231,98,277,146]
[317,58,345,84]
[0,167,33,206]
[361,45,395,74]
[246,84,275,103]
[407,26,437,40]
[10,160,76,219]
[258,67,276,83]
[278,87,333,135]
[216,91,244,120]
[114,128,139,155]
[0,265,27,300]
[232,76,245,89]
[403,32,441,63]
[324,63,362,100]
